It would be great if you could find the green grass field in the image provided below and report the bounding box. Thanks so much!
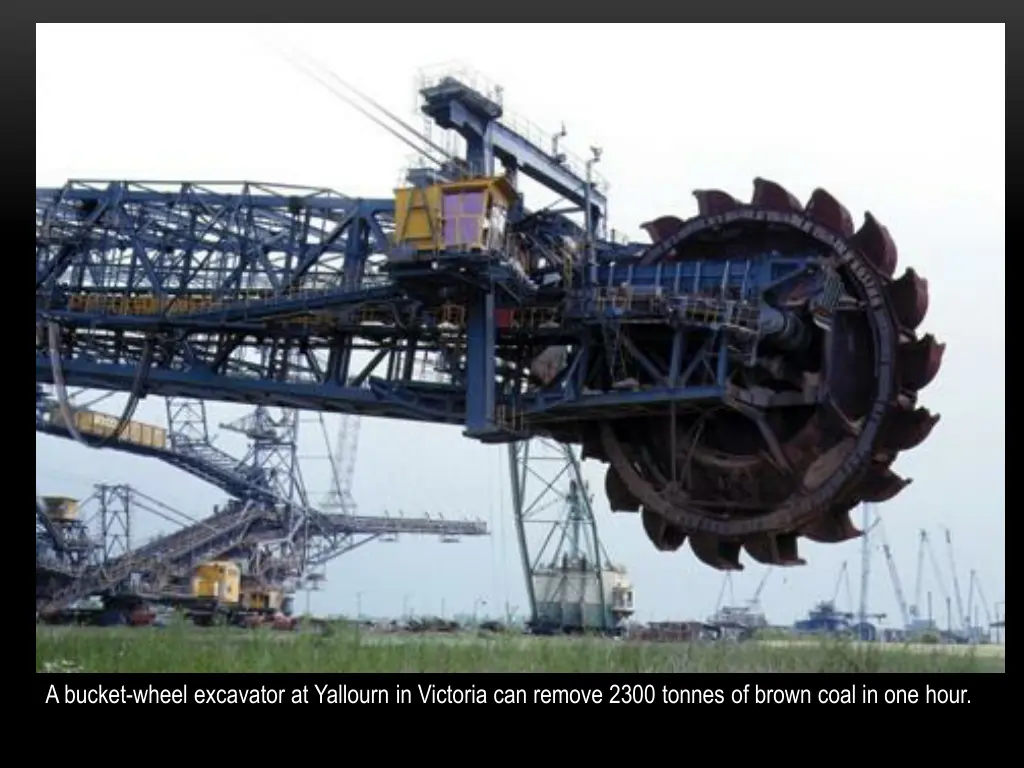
[36,625,1005,673]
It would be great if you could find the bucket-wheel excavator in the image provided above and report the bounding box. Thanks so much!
[35,64,944,573]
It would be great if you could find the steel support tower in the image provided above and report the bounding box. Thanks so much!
[508,439,631,633]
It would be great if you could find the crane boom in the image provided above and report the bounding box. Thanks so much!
[715,572,734,612]
[749,569,771,605]
[881,543,911,628]
[923,532,949,604]
[944,528,967,631]
[331,414,361,515]
[858,503,873,625]
[966,571,995,631]
[832,561,854,613]
[911,529,927,618]
[974,579,994,627]
[832,561,847,604]
[966,569,975,629]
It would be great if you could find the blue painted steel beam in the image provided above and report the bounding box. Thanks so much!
[488,121,607,223]
[464,290,496,435]
[419,79,607,224]
[35,358,464,424]
[37,351,736,427]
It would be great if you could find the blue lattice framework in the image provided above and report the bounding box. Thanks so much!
[35,179,779,432]
[36,71,945,571]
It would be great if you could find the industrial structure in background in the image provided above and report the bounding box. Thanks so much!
[789,504,1000,644]
[707,569,771,639]
[510,439,633,634]
[37,55,949,621]
[36,391,488,623]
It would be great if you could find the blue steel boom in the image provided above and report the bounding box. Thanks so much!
[35,71,946,570]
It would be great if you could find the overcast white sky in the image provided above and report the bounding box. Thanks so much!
[35,23,1004,627]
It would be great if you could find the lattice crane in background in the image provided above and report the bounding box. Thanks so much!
[966,570,994,638]
[878,525,911,629]
[36,390,489,614]
[325,414,361,516]
[832,561,855,614]
[944,527,968,632]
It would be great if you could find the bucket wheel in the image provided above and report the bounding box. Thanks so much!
[598,178,944,570]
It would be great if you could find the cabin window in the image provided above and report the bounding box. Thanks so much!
[442,191,485,248]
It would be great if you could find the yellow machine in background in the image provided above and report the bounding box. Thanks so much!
[190,560,242,604]
[393,176,515,255]
[187,561,295,629]
[241,586,284,613]
[40,496,79,522]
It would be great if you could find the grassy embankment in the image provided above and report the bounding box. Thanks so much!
[36,624,1005,673]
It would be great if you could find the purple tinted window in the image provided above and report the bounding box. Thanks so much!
[460,192,485,215]
[440,189,490,246]
[442,193,461,217]
[443,218,458,244]
[459,218,481,244]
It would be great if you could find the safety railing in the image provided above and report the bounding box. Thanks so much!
[669,295,762,334]
[605,229,635,246]
[494,306,562,330]
[418,63,505,108]
[593,286,665,314]
[495,402,526,434]
[590,288,763,333]
[497,110,610,195]
[55,275,394,319]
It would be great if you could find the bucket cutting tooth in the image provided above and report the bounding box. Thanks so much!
[599,176,943,568]
[850,212,898,277]
[859,466,912,503]
[641,506,687,551]
[743,532,806,566]
[690,533,743,571]
[801,506,862,543]
[882,407,940,452]
[752,177,803,212]
[898,334,946,392]
[641,215,684,244]
[805,188,855,236]
[693,189,742,217]
[888,268,930,330]
[605,466,641,513]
